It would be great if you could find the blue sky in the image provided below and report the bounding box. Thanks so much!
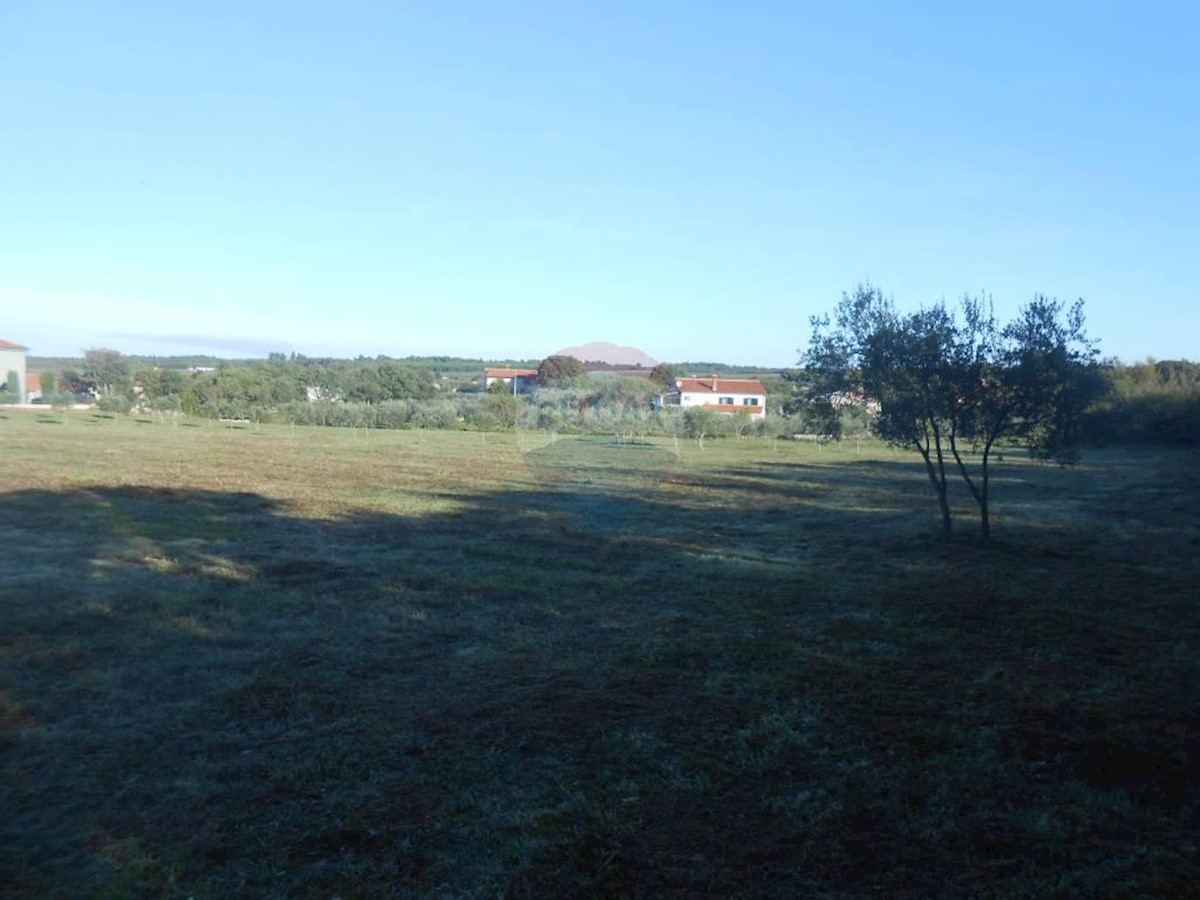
[2,1,1196,366]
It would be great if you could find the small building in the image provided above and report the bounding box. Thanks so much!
[670,375,767,418]
[484,367,540,394]
[26,373,43,403]
[0,339,29,403]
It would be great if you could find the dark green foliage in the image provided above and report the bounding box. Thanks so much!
[1085,359,1200,444]
[82,347,132,396]
[649,362,679,386]
[150,394,182,415]
[26,354,783,438]
[97,393,133,413]
[781,367,844,437]
[482,392,524,429]
[158,358,434,417]
[537,354,586,384]
[805,285,1102,537]
[59,368,95,397]
[584,375,659,411]
[340,360,436,403]
[674,360,780,375]
[2,370,18,395]
[134,365,189,401]
[682,406,718,439]
[992,296,1106,463]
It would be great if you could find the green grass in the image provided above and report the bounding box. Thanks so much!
[2,410,1198,897]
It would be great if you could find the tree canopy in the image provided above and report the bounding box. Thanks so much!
[805,285,1103,537]
[1084,359,1200,445]
[537,355,585,384]
[649,363,679,387]
[82,348,132,397]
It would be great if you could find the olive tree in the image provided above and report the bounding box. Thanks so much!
[483,392,525,430]
[537,355,585,385]
[82,348,131,397]
[649,362,679,387]
[805,284,1102,538]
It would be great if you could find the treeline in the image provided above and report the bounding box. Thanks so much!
[31,351,540,402]
[30,349,1198,446]
[674,361,781,375]
[778,358,1199,448]
[48,352,444,418]
[37,350,786,439]
[1083,359,1200,445]
[274,389,789,441]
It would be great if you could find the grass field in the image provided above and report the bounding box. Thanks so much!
[2,409,1197,897]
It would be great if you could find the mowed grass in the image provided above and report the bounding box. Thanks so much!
[1,409,1197,897]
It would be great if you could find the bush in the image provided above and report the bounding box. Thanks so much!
[45,392,77,409]
[97,394,132,414]
[151,394,183,415]
[374,400,415,429]
[409,400,460,430]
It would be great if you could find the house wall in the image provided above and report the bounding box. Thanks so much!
[678,389,766,417]
[0,346,27,403]
[484,374,538,394]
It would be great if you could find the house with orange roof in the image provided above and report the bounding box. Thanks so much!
[668,375,768,418]
[484,367,540,394]
[0,339,29,403]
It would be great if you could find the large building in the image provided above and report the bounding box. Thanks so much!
[0,339,28,403]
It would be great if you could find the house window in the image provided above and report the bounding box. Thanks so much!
[742,398,759,406]
[718,397,734,405]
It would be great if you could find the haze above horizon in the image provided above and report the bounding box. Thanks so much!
[2,2,1196,366]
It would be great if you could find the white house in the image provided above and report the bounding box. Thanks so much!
[669,375,768,418]
[0,339,28,403]
[484,367,540,394]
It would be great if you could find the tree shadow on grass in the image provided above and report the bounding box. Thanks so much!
[1,450,1198,897]
[731,455,1145,550]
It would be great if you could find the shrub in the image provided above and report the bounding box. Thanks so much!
[97,394,132,414]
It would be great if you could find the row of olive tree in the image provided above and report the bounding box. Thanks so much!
[265,390,789,441]
[56,347,877,447]
[57,351,440,417]
[51,348,792,437]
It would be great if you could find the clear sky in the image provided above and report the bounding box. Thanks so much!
[2,1,1197,366]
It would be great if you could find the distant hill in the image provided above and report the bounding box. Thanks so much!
[553,341,658,368]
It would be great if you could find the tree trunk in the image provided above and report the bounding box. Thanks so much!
[979,442,992,540]
[949,429,996,540]
[932,426,953,536]
[936,480,952,535]
[917,440,952,536]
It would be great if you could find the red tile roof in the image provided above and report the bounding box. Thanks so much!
[678,377,767,396]
[26,374,42,392]
[485,368,539,378]
[0,339,29,351]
